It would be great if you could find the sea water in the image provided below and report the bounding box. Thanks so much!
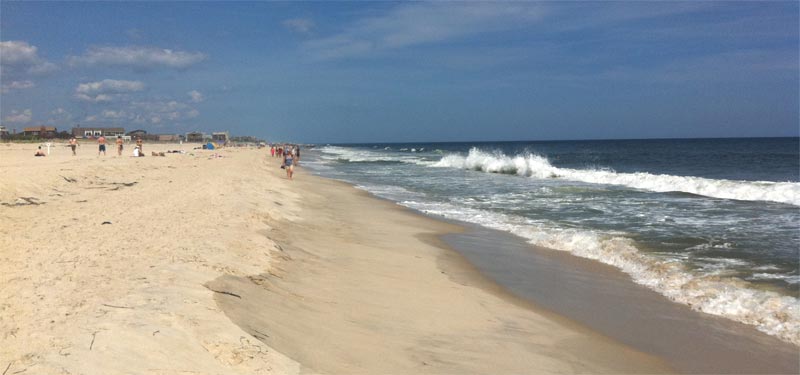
[302,137,800,345]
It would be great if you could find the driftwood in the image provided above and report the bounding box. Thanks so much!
[203,285,241,299]
[89,331,98,350]
[3,362,11,375]
[251,328,270,340]
[1,197,42,207]
[101,303,133,309]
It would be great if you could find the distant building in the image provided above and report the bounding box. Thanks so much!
[72,127,125,138]
[0,126,8,138]
[212,131,229,143]
[127,129,147,138]
[156,134,180,142]
[186,132,205,142]
[23,126,58,138]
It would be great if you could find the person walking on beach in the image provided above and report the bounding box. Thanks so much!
[283,148,295,180]
[270,146,275,158]
[136,137,143,154]
[98,135,107,156]
[116,136,124,156]
[68,137,78,156]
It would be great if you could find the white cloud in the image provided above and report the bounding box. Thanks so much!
[74,79,144,102]
[284,18,315,34]
[75,93,114,103]
[79,93,200,127]
[69,46,207,71]
[76,79,145,95]
[130,99,199,125]
[303,3,544,60]
[0,41,58,77]
[188,90,204,103]
[3,108,32,123]
[102,110,128,119]
[1,80,35,93]
[0,41,40,65]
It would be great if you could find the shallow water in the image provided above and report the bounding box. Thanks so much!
[443,224,799,374]
[303,137,800,344]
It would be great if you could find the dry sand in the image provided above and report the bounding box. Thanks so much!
[1,141,672,374]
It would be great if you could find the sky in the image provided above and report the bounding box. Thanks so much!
[0,1,797,143]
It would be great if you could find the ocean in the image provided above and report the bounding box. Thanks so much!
[302,137,800,345]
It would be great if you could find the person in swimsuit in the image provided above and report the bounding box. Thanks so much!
[283,148,295,180]
[69,137,78,156]
[98,135,107,156]
[116,136,124,156]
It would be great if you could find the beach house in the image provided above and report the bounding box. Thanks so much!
[72,126,125,138]
[186,132,205,142]
[127,129,147,139]
[156,134,181,142]
[23,126,58,138]
[212,131,229,144]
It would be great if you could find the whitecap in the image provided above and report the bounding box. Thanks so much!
[432,148,800,206]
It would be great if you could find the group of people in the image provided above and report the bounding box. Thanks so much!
[270,144,300,180]
[56,135,145,157]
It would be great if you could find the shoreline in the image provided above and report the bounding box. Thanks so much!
[441,223,799,374]
[209,162,673,374]
[295,163,798,373]
[2,142,792,374]
[297,160,798,373]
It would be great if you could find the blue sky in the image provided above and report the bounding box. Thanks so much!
[1,1,797,143]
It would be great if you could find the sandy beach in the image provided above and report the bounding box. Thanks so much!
[0,141,673,374]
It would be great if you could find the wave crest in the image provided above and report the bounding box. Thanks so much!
[433,148,800,206]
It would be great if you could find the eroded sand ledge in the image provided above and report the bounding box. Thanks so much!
[1,142,670,374]
[208,150,672,373]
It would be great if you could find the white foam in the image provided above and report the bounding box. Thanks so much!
[388,199,800,345]
[749,273,800,285]
[316,146,800,344]
[318,146,431,165]
[432,148,800,206]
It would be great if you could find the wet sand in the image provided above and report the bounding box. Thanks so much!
[208,157,674,374]
[443,225,800,374]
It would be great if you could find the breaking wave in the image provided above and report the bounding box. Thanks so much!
[318,146,431,165]
[432,148,800,206]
